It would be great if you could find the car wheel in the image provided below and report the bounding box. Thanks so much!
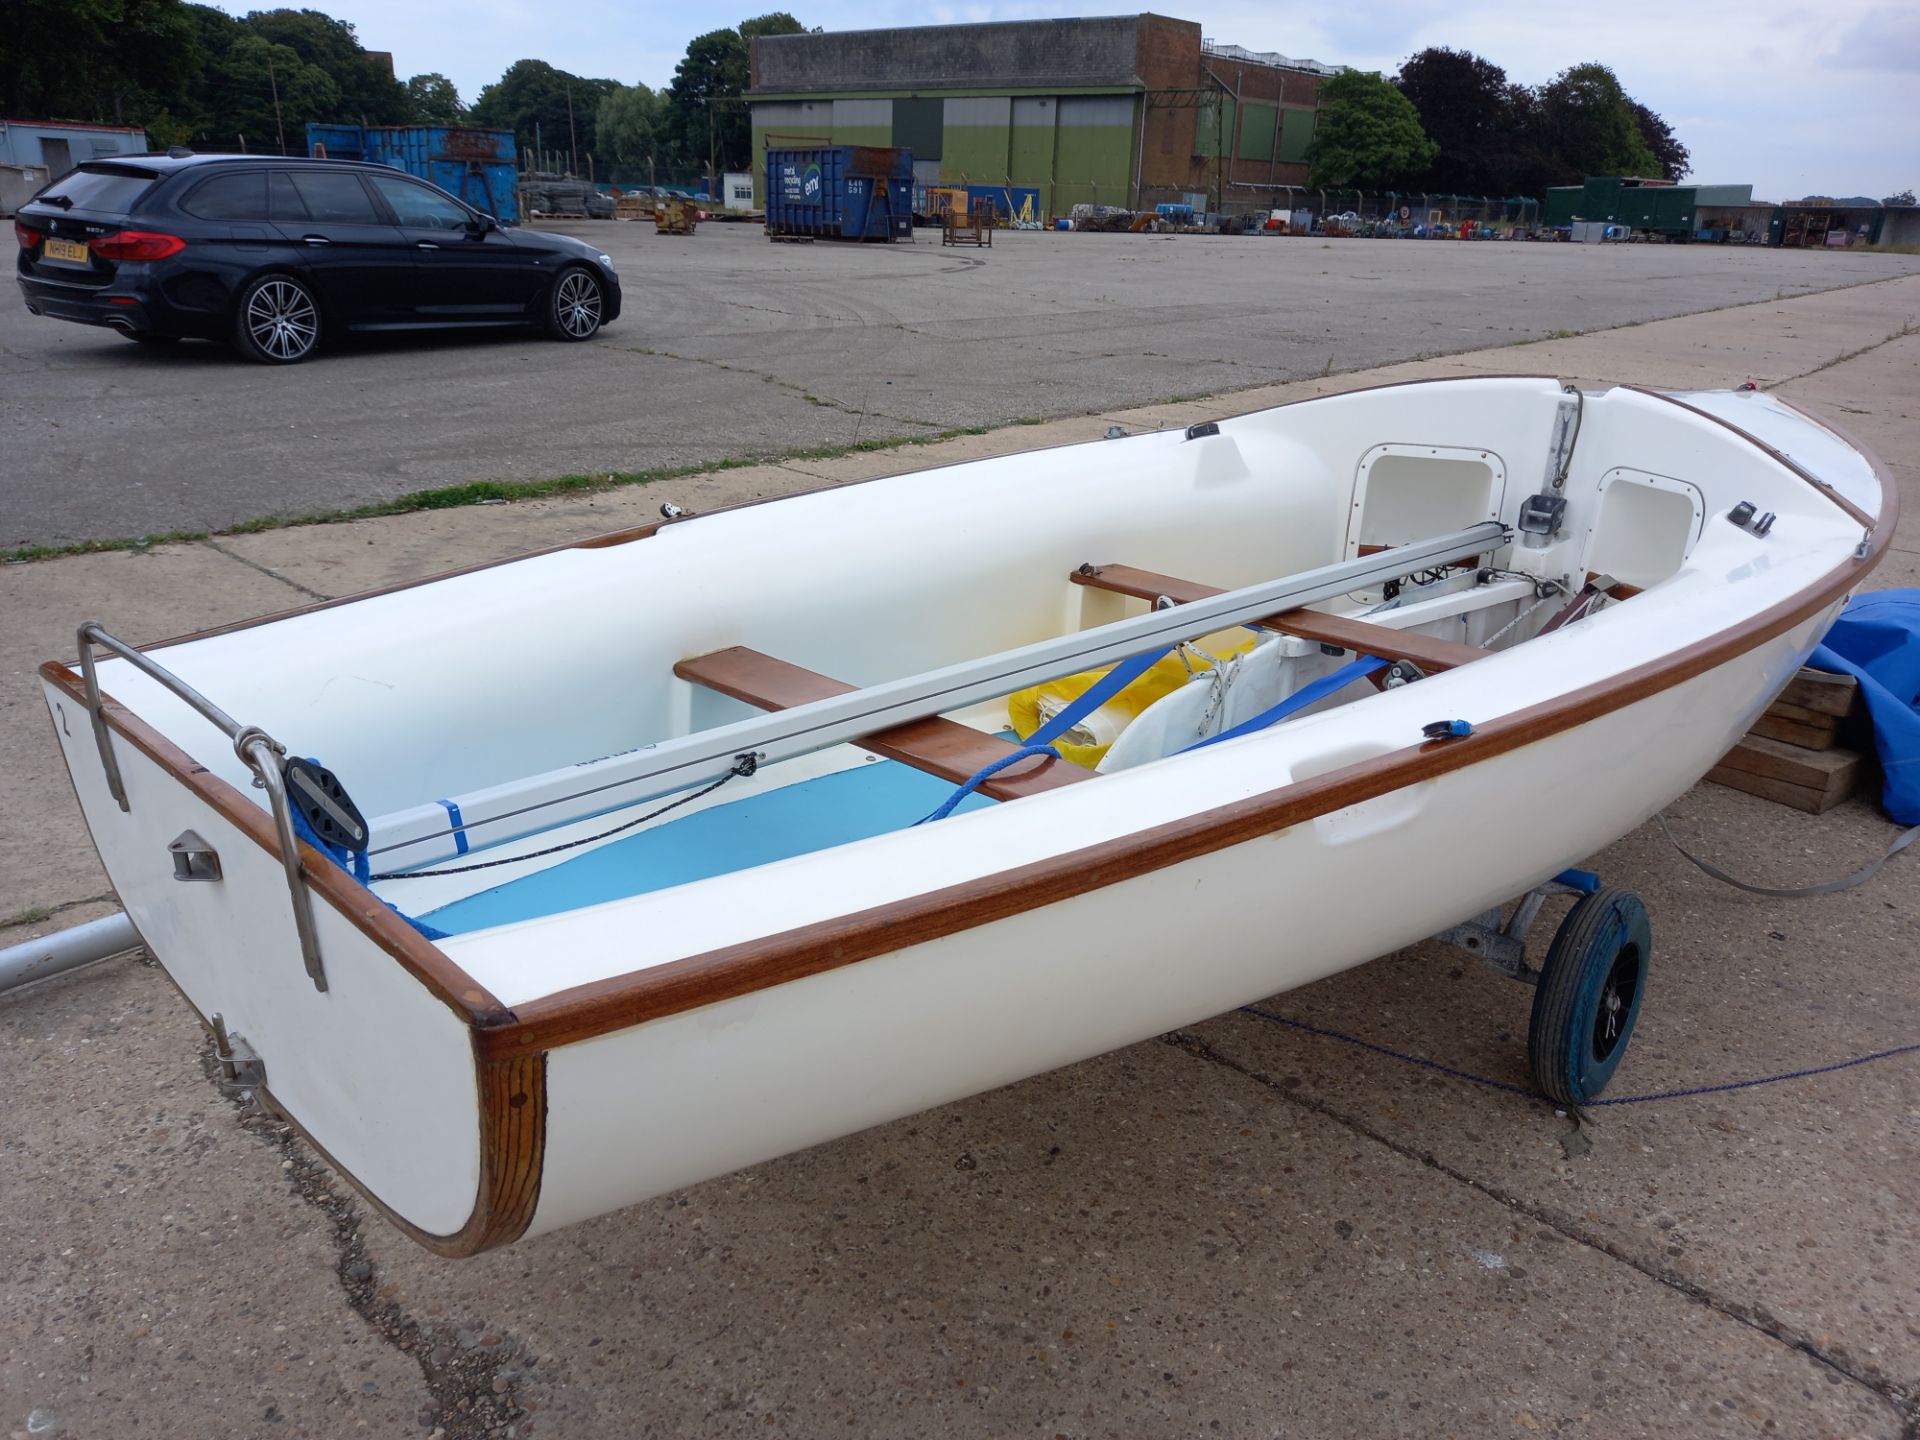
[234,274,322,364]
[122,332,181,345]
[545,266,604,341]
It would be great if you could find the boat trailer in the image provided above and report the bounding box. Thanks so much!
[1434,869,1651,1107]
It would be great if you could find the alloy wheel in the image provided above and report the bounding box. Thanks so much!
[246,280,319,361]
[555,271,602,338]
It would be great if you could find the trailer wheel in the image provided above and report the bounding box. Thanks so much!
[1527,887,1650,1106]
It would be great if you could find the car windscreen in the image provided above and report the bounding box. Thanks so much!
[35,165,161,214]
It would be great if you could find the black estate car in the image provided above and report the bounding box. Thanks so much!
[14,152,621,363]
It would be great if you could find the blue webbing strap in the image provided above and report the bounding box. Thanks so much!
[915,743,1062,825]
[1179,654,1388,753]
[917,642,1180,824]
[1026,643,1180,748]
[438,798,470,855]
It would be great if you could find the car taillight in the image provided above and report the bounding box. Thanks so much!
[89,230,186,261]
[13,221,39,250]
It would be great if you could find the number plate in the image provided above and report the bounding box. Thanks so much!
[43,237,91,264]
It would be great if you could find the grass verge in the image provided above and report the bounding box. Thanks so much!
[3,425,997,565]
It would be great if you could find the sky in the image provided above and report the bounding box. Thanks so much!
[259,0,1920,200]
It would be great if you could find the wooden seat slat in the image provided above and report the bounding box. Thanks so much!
[1070,563,1492,672]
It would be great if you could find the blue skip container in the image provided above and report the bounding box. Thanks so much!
[305,124,521,223]
[764,145,914,241]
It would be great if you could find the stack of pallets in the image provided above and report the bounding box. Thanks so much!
[1708,668,1867,813]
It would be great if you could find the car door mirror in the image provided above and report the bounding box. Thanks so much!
[466,212,495,237]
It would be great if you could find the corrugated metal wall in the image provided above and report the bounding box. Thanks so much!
[941,96,1012,180]
[1053,95,1135,211]
[1009,97,1055,203]
[893,98,943,160]
[830,98,893,147]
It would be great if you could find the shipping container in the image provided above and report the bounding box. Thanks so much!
[764,145,914,241]
[1543,177,1757,239]
[305,124,520,223]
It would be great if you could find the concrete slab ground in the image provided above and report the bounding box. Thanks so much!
[1,276,1916,1440]
[6,222,1919,548]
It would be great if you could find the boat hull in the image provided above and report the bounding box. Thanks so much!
[37,379,1893,1252]
[529,611,1825,1233]
[41,600,1832,1243]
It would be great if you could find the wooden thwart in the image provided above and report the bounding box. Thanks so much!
[1071,563,1493,672]
[674,647,1088,800]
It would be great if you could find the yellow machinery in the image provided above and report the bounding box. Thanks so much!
[654,197,700,236]
[919,186,969,226]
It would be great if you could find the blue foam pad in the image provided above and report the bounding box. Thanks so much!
[419,759,996,935]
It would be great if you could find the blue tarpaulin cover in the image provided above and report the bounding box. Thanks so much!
[1809,589,1920,824]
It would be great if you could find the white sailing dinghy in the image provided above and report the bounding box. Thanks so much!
[41,377,1893,1255]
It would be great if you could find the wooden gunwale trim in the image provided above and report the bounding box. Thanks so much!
[36,660,512,1030]
[1623,386,1879,530]
[261,1042,546,1257]
[484,403,1899,1060]
[134,373,1564,655]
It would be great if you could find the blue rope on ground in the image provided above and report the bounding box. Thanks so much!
[1235,1005,1919,1106]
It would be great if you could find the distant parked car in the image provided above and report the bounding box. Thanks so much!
[14,152,621,363]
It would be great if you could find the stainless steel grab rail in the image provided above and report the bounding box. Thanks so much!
[76,622,329,992]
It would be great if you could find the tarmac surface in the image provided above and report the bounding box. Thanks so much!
[1,263,1917,1440]
[4,222,1919,548]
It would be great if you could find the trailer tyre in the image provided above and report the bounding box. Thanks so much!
[1527,887,1650,1106]
[545,266,604,341]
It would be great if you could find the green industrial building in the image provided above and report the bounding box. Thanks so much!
[746,14,1333,216]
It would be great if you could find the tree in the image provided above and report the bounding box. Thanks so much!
[1536,63,1659,184]
[407,73,465,124]
[213,32,340,151]
[1628,100,1688,182]
[1304,69,1438,190]
[663,29,748,172]
[2,0,197,124]
[739,11,807,42]
[663,13,808,174]
[596,83,663,168]
[245,8,413,127]
[1883,188,1916,207]
[1394,47,1558,198]
[471,59,617,168]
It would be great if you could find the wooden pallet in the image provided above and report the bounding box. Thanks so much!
[1708,668,1866,812]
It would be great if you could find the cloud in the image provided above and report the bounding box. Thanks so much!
[1826,7,1920,70]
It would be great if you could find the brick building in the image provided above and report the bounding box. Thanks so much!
[746,14,1335,215]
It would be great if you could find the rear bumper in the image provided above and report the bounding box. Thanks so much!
[17,273,159,334]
